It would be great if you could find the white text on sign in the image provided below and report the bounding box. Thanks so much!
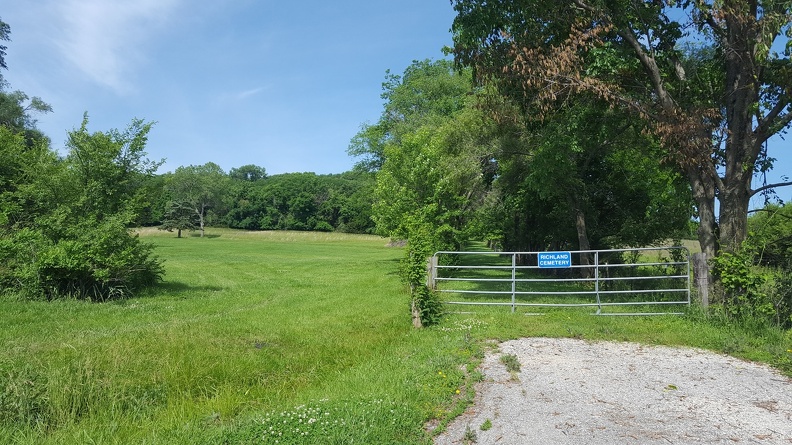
[538,252,572,268]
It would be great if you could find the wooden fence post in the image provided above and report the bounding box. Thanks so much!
[426,255,437,290]
[692,252,709,309]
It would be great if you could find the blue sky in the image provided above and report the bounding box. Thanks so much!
[2,0,456,175]
[2,1,790,204]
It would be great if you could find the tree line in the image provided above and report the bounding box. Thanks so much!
[146,164,375,237]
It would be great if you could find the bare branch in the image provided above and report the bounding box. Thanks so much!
[615,27,675,112]
[755,102,792,145]
[751,180,792,197]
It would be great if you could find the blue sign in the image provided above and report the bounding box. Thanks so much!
[538,251,572,268]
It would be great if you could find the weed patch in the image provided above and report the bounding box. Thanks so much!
[220,398,422,444]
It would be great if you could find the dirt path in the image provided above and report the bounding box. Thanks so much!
[434,338,792,444]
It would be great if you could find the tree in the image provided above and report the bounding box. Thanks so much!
[224,171,376,233]
[0,127,58,229]
[451,0,792,260]
[373,113,492,250]
[0,90,52,144]
[229,164,266,182]
[348,59,474,172]
[748,203,792,268]
[165,163,227,237]
[0,117,164,301]
[63,114,163,221]
[360,60,493,251]
[0,17,10,83]
[160,200,198,238]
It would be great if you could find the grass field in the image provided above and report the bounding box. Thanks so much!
[1,229,790,444]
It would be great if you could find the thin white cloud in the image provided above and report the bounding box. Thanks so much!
[236,87,265,100]
[55,0,182,94]
[215,86,269,104]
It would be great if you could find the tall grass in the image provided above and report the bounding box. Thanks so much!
[1,229,790,444]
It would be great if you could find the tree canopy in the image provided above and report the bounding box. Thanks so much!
[164,163,228,237]
[451,0,792,259]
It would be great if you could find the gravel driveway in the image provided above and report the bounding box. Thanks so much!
[434,337,792,444]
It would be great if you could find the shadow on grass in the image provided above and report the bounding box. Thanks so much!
[136,281,226,298]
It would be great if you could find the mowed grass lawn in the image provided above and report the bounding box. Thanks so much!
[1,229,791,444]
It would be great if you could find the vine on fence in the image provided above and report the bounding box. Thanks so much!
[401,221,443,328]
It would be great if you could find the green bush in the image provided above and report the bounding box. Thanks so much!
[401,220,443,327]
[764,266,792,329]
[748,203,792,268]
[711,250,774,323]
[1,219,162,301]
[711,212,792,329]
[0,117,164,301]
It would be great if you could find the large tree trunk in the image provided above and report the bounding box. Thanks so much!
[718,0,762,253]
[718,175,752,253]
[683,165,717,261]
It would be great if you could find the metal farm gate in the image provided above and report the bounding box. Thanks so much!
[429,247,691,315]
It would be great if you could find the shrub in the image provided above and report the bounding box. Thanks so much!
[401,220,443,327]
[1,218,162,301]
[0,116,164,301]
[711,250,774,323]
[764,266,792,329]
[748,203,792,268]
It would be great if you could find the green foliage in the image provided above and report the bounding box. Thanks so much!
[0,116,163,301]
[402,220,444,327]
[135,173,169,226]
[462,425,477,444]
[228,164,266,182]
[711,250,774,322]
[64,115,163,219]
[348,59,473,172]
[499,354,520,373]
[165,162,228,237]
[492,100,693,251]
[450,0,792,257]
[706,206,792,328]
[159,200,198,237]
[1,218,162,301]
[748,203,792,268]
[367,60,492,258]
[745,204,792,328]
[764,268,792,329]
[0,17,8,75]
[0,90,52,146]
[225,171,375,233]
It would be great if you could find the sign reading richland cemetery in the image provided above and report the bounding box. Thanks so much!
[538,251,572,268]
